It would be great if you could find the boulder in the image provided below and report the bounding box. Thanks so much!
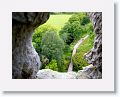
[77,64,102,79]
[36,69,77,79]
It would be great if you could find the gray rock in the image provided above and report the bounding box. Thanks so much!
[36,69,77,79]
[12,12,50,79]
[36,64,102,79]
[77,65,102,79]
[84,12,102,78]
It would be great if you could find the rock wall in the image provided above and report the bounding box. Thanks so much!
[12,12,50,79]
[84,12,102,78]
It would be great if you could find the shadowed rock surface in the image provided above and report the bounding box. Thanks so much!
[84,12,102,78]
[12,12,50,79]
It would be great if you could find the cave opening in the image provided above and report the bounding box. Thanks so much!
[12,12,102,79]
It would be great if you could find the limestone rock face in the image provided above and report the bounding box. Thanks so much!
[12,12,50,79]
[77,65,102,79]
[37,69,77,79]
[84,12,102,78]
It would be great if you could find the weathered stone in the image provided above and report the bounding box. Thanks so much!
[84,12,102,78]
[37,69,77,79]
[77,64,102,79]
[12,12,50,79]
[36,65,102,79]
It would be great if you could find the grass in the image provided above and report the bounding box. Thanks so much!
[77,33,95,53]
[43,14,72,31]
[70,33,88,51]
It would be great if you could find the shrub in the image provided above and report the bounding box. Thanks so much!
[41,31,64,71]
[81,15,90,25]
[45,60,58,71]
[60,21,82,44]
[68,13,90,25]
[72,53,89,71]
[63,57,70,71]
[82,23,94,34]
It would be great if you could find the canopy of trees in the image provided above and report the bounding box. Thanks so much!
[32,12,95,72]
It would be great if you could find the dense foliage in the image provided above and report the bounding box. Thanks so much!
[59,13,94,71]
[32,12,95,72]
[72,33,95,71]
[32,24,57,55]
[45,60,58,71]
[59,13,90,44]
[41,31,64,71]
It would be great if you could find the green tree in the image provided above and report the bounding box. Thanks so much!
[32,24,57,55]
[41,31,64,71]
[60,12,90,45]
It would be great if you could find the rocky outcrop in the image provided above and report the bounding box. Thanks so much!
[12,12,50,79]
[84,12,102,78]
[36,65,101,79]
[76,65,102,79]
[37,69,77,79]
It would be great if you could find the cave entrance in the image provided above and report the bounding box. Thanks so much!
[12,12,102,79]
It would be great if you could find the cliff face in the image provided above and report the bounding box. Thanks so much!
[12,12,50,79]
[83,12,102,78]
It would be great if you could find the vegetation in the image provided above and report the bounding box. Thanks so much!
[72,32,95,71]
[45,14,72,31]
[45,60,58,71]
[41,31,64,71]
[32,12,95,72]
[59,13,90,44]
[32,24,57,55]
